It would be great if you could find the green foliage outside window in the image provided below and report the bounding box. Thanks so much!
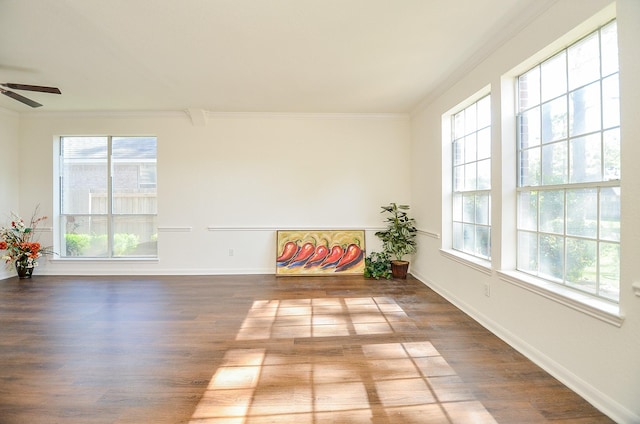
[65,233,141,256]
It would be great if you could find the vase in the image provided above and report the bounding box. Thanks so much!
[15,261,34,279]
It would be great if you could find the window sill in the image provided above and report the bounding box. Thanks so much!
[497,270,623,327]
[440,249,492,275]
[50,257,158,263]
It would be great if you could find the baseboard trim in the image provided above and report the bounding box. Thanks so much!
[410,269,638,424]
[32,268,275,276]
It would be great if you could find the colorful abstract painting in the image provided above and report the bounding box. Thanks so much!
[275,230,365,276]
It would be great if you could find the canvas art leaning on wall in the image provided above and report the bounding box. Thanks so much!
[275,230,365,276]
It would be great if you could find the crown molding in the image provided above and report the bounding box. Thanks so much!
[204,111,409,121]
[17,109,409,121]
[19,110,187,120]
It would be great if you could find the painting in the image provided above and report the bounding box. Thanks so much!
[275,230,365,276]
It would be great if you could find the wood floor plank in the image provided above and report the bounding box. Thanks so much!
[0,274,613,423]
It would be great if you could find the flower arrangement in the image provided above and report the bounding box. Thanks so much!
[0,207,54,272]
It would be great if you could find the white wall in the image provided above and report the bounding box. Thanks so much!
[17,111,410,275]
[0,109,20,280]
[410,0,639,422]
[5,0,638,421]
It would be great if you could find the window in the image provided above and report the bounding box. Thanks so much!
[59,136,158,258]
[452,95,492,260]
[516,20,619,302]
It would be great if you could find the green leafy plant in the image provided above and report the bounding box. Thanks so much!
[64,233,140,256]
[64,233,91,256]
[114,233,139,256]
[375,203,417,261]
[363,251,392,280]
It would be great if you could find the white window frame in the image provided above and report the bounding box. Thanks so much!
[441,88,493,274]
[495,17,623,326]
[451,94,492,261]
[515,20,620,304]
[55,135,158,259]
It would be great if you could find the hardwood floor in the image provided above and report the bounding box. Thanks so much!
[0,274,612,423]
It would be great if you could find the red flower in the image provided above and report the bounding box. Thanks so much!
[1,208,53,265]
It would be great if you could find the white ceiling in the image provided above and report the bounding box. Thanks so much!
[0,0,554,114]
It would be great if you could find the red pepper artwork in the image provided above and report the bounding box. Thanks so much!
[276,241,299,266]
[320,245,345,269]
[287,242,316,268]
[275,230,365,276]
[304,245,330,268]
[335,243,364,272]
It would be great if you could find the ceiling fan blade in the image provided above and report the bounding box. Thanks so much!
[2,83,61,94]
[1,89,42,107]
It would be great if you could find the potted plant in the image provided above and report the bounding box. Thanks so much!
[374,203,417,279]
[363,251,392,280]
[0,207,54,279]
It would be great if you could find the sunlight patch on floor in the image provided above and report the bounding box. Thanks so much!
[236,297,408,341]
[189,297,497,423]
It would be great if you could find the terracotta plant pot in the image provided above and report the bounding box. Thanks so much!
[391,260,409,279]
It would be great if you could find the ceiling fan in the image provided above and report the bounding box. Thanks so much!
[0,83,61,108]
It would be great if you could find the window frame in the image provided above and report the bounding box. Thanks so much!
[514,19,620,304]
[451,94,492,262]
[56,135,158,259]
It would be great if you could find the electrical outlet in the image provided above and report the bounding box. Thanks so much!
[484,284,490,297]
[228,249,234,257]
